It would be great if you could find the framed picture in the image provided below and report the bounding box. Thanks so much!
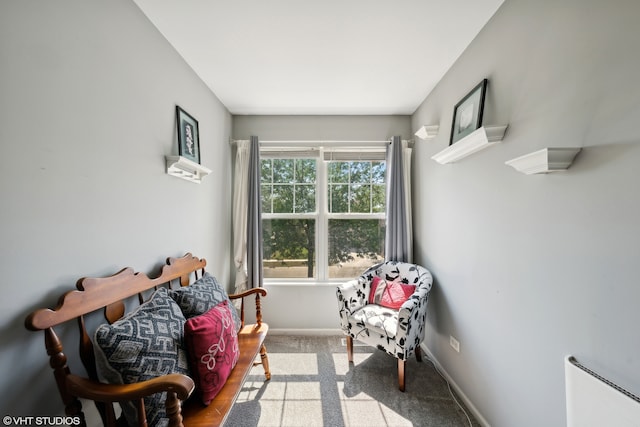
[176,106,201,164]
[450,79,488,145]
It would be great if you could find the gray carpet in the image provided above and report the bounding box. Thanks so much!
[225,335,481,427]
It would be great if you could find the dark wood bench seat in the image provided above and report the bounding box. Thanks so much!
[25,253,270,427]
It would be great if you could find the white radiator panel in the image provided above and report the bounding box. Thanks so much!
[565,356,640,427]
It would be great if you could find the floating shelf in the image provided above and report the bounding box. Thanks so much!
[165,156,212,183]
[414,125,440,140]
[431,125,508,164]
[505,147,581,174]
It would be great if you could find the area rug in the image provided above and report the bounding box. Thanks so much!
[224,334,480,427]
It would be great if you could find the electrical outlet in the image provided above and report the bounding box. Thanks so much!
[450,335,460,352]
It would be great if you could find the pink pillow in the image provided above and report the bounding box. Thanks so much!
[184,300,239,405]
[368,276,416,309]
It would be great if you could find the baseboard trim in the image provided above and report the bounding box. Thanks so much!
[420,343,491,427]
[269,328,343,336]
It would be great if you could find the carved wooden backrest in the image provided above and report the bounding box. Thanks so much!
[24,253,207,427]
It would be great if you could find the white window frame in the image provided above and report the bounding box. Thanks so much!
[261,144,386,285]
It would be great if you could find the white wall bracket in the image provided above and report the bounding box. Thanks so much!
[165,155,212,183]
[415,125,440,140]
[431,125,508,164]
[505,147,581,174]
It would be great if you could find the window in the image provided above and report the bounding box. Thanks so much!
[327,160,386,279]
[261,148,386,282]
[261,158,317,279]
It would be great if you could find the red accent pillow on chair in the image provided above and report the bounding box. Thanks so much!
[368,276,416,310]
[184,300,239,405]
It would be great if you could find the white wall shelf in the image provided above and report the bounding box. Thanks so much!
[431,125,508,164]
[414,125,440,140]
[505,147,581,175]
[165,155,211,183]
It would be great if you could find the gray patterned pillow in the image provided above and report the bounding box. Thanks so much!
[168,272,241,331]
[94,287,190,427]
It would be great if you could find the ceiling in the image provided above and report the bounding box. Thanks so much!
[133,0,504,116]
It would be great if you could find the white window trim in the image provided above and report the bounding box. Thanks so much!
[261,145,387,284]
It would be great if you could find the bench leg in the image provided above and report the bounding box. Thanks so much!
[260,343,271,380]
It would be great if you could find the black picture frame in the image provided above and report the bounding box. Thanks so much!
[450,79,488,145]
[176,106,201,164]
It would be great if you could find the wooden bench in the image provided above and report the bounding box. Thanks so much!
[25,253,270,427]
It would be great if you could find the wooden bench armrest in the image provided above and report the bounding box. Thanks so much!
[228,287,267,327]
[228,287,267,300]
[66,373,195,402]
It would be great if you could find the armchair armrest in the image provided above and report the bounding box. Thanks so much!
[395,285,431,357]
[228,287,268,327]
[336,278,367,316]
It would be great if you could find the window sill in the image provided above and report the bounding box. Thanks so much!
[263,281,347,287]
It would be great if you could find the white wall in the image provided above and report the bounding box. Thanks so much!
[233,115,411,329]
[411,0,640,425]
[0,0,232,418]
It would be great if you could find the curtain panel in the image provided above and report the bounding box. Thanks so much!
[385,136,413,263]
[246,136,264,288]
[232,140,249,293]
[233,136,264,292]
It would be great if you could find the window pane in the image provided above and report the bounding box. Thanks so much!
[328,219,385,279]
[328,162,349,183]
[296,159,316,184]
[261,159,272,181]
[295,184,315,213]
[350,162,370,183]
[261,184,272,213]
[327,160,386,214]
[262,158,316,214]
[273,159,294,183]
[350,184,371,213]
[371,161,385,184]
[329,184,349,213]
[263,219,316,279]
[372,184,385,213]
[272,185,293,213]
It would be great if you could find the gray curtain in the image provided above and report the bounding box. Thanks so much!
[247,136,263,288]
[385,136,409,262]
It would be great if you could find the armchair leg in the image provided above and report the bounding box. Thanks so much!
[415,345,423,362]
[398,359,406,392]
[346,335,354,363]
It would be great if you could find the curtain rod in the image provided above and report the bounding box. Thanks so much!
[229,139,413,146]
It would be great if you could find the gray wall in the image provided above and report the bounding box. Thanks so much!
[4,0,639,425]
[233,115,411,330]
[0,0,232,418]
[411,0,640,425]
[233,114,411,142]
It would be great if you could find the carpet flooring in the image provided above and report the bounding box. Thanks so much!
[225,335,481,427]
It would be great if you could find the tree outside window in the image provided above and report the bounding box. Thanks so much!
[261,154,385,281]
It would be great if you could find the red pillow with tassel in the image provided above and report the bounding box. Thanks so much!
[368,276,416,310]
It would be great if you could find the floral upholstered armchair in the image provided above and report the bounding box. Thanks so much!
[336,261,433,391]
